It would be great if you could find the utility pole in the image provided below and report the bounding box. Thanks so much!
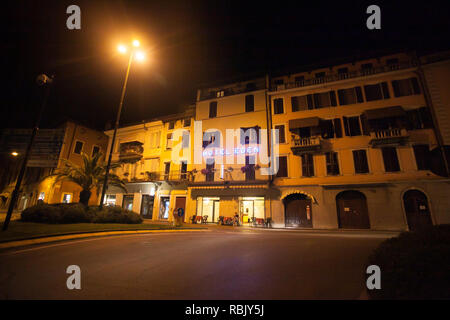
[2,74,54,231]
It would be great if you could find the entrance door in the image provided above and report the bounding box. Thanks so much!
[336,191,370,229]
[213,200,220,223]
[284,194,312,228]
[175,197,186,221]
[403,190,432,231]
[140,195,154,219]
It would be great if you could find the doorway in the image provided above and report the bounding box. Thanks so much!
[140,195,154,219]
[240,197,265,224]
[336,190,370,229]
[403,190,432,231]
[159,196,170,219]
[283,193,313,228]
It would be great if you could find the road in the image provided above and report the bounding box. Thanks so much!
[0,227,395,299]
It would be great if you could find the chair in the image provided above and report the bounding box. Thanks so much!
[202,215,208,224]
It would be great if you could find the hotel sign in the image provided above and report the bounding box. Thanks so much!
[202,147,260,157]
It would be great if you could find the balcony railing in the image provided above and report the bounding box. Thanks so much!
[369,128,409,147]
[290,136,322,155]
[123,171,190,183]
[270,62,417,92]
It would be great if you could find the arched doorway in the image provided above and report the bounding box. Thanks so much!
[336,190,370,229]
[403,190,432,231]
[283,193,312,228]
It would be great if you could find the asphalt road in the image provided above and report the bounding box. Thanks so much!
[0,228,395,299]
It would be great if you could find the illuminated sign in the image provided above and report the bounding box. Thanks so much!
[202,147,260,157]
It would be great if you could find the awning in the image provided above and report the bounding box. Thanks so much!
[364,106,406,120]
[289,117,320,130]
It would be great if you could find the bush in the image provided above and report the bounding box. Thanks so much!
[21,203,142,224]
[366,224,450,299]
[89,205,143,224]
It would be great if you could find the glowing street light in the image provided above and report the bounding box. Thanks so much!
[135,51,145,62]
[11,152,18,157]
[99,39,147,209]
[117,44,127,54]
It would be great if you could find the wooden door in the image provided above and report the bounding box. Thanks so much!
[403,190,432,230]
[336,191,370,229]
[284,194,312,227]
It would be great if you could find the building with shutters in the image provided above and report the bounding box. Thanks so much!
[267,52,450,230]
[103,106,195,221]
[0,121,109,210]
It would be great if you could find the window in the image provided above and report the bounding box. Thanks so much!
[216,90,224,98]
[392,78,421,97]
[182,132,190,149]
[361,63,374,75]
[273,98,284,114]
[382,147,400,172]
[92,146,100,157]
[245,156,255,181]
[209,101,217,118]
[164,162,170,180]
[291,95,308,112]
[149,131,161,148]
[181,161,187,180]
[337,87,363,105]
[364,82,390,101]
[353,150,369,174]
[168,121,175,130]
[276,156,288,177]
[62,193,72,203]
[312,91,337,108]
[166,133,172,149]
[203,131,220,148]
[338,67,348,74]
[320,119,342,139]
[74,141,83,154]
[343,116,362,136]
[406,107,433,130]
[240,127,260,145]
[275,125,286,143]
[294,76,304,84]
[315,72,325,78]
[206,159,215,182]
[274,79,284,85]
[301,154,314,177]
[245,95,254,112]
[183,118,191,127]
[326,152,340,175]
[38,192,45,201]
[413,145,431,170]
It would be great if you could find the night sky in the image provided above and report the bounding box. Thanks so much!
[3,0,450,131]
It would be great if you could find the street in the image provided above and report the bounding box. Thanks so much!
[0,227,396,299]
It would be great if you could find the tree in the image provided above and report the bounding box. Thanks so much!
[48,152,126,206]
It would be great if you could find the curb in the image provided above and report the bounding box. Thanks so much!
[0,228,210,250]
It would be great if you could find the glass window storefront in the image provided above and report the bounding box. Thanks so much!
[239,197,265,224]
[196,197,220,223]
[123,195,134,211]
[159,196,170,219]
[104,195,116,206]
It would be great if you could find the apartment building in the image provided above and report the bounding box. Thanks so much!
[103,106,195,221]
[267,52,450,230]
[0,121,109,209]
[184,77,273,225]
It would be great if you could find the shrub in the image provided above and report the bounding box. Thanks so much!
[89,205,143,224]
[21,203,143,224]
[366,224,450,299]
[21,203,62,224]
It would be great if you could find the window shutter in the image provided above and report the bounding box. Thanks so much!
[360,114,370,135]
[411,78,421,94]
[306,94,314,109]
[313,94,320,109]
[381,82,390,99]
[355,87,363,103]
[337,90,345,105]
[392,80,400,97]
[343,116,350,136]
[333,118,343,138]
[329,91,337,106]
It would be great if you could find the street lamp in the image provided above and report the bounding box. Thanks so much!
[2,74,54,231]
[99,40,146,209]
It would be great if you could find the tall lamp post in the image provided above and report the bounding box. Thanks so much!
[2,74,54,231]
[99,40,145,209]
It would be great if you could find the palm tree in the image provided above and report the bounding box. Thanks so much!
[48,152,126,206]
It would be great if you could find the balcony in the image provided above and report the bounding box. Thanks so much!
[119,141,143,163]
[369,128,409,147]
[270,61,416,92]
[291,136,322,155]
